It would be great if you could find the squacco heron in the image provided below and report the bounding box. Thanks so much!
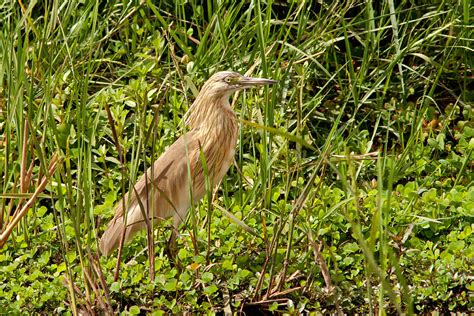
[99,71,276,256]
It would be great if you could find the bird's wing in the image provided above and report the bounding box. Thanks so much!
[99,130,202,256]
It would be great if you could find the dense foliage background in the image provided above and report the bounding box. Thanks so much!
[0,0,472,314]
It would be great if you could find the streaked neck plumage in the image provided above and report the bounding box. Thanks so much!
[185,90,238,139]
[183,87,239,192]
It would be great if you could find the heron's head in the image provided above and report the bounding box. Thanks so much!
[202,71,277,99]
[186,71,276,129]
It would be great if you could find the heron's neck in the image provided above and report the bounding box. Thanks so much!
[185,94,238,140]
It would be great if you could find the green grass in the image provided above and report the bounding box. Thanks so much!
[0,0,473,314]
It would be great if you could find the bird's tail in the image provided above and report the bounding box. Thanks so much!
[99,203,146,256]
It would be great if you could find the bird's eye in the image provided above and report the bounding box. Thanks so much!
[224,77,233,83]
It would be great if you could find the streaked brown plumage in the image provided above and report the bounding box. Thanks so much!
[99,71,276,256]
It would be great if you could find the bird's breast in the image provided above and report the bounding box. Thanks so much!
[192,114,238,194]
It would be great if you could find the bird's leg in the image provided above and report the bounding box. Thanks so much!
[165,217,183,271]
[166,228,183,272]
[165,227,178,262]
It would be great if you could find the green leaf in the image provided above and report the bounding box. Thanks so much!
[132,272,143,284]
[222,259,233,270]
[110,282,120,293]
[201,272,214,283]
[203,284,218,295]
[343,242,359,254]
[269,301,279,312]
[466,282,474,291]
[129,306,140,315]
[37,206,47,217]
[163,278,177,291]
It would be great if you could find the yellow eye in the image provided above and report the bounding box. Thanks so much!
[224,76,233,83]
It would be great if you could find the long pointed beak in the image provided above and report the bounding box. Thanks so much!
[238,76,278,87]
